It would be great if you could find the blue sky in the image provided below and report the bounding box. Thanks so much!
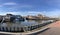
[0,0,60,17]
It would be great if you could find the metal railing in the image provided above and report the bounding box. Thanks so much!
[0,20,53,32]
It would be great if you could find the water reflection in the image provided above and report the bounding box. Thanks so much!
[0,20,53,32]
[0,20,51,27]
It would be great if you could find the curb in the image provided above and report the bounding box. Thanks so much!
[0,27,49,35]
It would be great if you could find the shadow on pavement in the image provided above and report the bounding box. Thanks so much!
[0,28,50,35]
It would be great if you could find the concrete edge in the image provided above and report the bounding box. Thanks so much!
[0,27,49,35]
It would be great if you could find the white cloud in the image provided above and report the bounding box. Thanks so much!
[4,12,20,15]
[26,11,45,15]
[0,2,17,7]
[3,2,17,5]
[8,4,33,9]
[0,11,50,16]
[0,12,17,15]
[0,2,32,10]
[0,10,60,18]
[0,11,45,16]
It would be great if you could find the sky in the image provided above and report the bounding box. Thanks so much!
[0,0,60,17]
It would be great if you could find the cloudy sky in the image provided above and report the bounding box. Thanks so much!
[0,0,60,17]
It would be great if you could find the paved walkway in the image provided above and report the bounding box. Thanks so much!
[37,21,60,35]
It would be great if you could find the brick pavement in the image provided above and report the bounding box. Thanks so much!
[37,21,60,35]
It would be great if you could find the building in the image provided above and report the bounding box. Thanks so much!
[0,15,3,22]
[4,14,15,22]
[26,15,39,20]
[14,15,25,22]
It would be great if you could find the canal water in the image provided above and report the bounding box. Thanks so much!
[0,20,52,32]
[0,20,49,27]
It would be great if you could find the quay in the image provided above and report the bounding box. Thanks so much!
[0,20,55,35]
[0,26,49,35]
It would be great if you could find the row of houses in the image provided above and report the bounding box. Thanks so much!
[25,14,50,20]
[25,14,59,20]
[0,14,58,22]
